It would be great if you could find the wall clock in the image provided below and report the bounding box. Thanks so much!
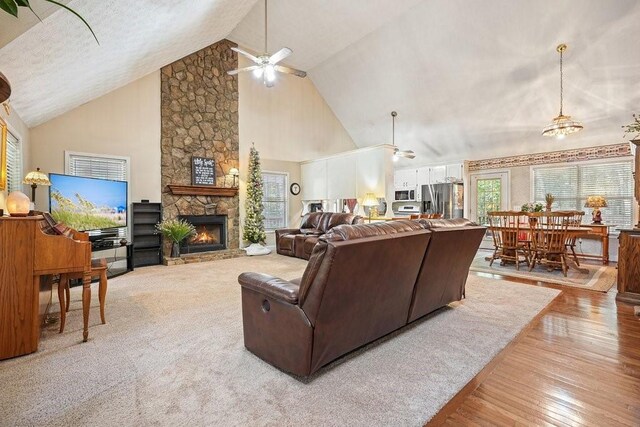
[290,183,300,196]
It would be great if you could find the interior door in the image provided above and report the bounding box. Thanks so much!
[469,172,509,225]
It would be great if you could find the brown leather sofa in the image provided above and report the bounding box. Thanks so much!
[275,212,364,260]
[238,218,486,376]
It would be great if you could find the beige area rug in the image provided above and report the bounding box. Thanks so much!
[470,250,616,292]
[0,254,560,426]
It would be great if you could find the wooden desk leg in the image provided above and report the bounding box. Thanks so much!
[603,234,609,265]
[82,273,91,342]
[58,275,66,334]
[98,271,107,324]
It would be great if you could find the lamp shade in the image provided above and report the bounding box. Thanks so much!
[361,192,378,207]
[6,191,31,217]
[229,167,239,177]
[584,195,607,209]
[23,168,51,186]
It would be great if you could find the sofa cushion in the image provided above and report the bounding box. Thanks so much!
[300,212,323,229]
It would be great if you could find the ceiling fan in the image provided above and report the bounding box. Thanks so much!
[227,0,306,87]
[391,111,415,161]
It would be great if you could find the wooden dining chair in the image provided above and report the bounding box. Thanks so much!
[58,258,108,333]
[561,210,585,266]
[487,211,530,270]
[528,212,572,276]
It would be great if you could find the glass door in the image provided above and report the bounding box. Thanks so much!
[469,172,509,225]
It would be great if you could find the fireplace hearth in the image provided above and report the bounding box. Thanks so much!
[179,215,227,254]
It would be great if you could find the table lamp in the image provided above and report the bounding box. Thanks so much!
[6,191,30,217]
[23,167,51,205]
[362,192,378,223]
[584,195,607,224]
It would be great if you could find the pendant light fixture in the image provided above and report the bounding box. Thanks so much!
[391,111,415,161]
[542,44,583,138]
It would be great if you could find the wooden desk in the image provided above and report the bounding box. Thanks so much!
[576,224,611,265]
[617,228,640,304]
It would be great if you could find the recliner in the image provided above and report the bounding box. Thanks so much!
[275,212,364,260]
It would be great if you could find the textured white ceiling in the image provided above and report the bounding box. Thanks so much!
[0,0,258,127]
[308,0,640,165]
[3,0,640,165]
[232,0,640,165]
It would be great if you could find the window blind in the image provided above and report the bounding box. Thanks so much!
[67,153,128,181]
[533,161,634,228]
[6,130,22,193]
[262,172,288,230]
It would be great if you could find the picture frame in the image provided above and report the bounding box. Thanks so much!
[0,117,7,191]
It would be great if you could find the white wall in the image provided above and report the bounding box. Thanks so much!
[0,108,30,212]
[29,71,162,210]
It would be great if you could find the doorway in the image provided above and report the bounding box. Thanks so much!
[469,171,510,225]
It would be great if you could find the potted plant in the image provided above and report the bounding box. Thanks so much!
[544,193,555,212]
[156,218,195,258]
[520,202,544,213]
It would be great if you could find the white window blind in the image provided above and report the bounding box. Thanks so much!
[67,153,128,181]
[6,130,22,193]
[533,161,634,228]
[262,172,288,230]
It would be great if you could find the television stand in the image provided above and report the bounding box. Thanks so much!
[68,243,133,287]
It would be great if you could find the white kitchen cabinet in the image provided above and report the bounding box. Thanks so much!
[327,154,357,199]
[429,165,447,184]
[416,167,430,186]
[446,163,464,182]
[394,168,417,189]
[301,160,328,200]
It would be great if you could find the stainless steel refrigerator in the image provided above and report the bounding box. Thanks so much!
[421,183,464,219]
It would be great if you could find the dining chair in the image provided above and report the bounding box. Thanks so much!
[487,211,531,270]
[528,212,572,276]
[560,210,585,266]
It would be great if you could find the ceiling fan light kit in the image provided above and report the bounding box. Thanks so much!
[542,43,583,138]
[227,0,307,87]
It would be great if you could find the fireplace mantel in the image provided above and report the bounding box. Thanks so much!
[167,185,238,197]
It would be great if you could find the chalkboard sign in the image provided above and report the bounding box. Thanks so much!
[191,156,216,186]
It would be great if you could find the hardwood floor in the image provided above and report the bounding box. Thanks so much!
[428,270,640,426]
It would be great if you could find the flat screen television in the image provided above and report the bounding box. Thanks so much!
[49,173,128,232]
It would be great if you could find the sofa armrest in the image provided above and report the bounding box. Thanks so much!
[275,228,301,239]
[238,272,300,304]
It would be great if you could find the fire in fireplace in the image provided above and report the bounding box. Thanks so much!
[178,215,227,254]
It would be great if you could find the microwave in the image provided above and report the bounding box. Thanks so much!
[394,189,415,201]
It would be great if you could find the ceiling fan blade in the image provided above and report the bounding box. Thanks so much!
[399,151,416,159]
[227,65,260,76]
[269,47,292,64]
[275,65,307,78]
[231,46,260,63]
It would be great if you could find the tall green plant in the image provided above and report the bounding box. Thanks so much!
[0,0,98,43]
[243,143,266,244]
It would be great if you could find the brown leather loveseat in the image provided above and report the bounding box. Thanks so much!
[275,212,364,260]
[238,218,485,376]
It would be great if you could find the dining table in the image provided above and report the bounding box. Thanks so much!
[486,224,592,274]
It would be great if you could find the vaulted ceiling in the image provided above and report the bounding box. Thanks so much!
[2,0,640,165]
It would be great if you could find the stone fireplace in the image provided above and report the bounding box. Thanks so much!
[160,39,241,263]
[179,214,227,254]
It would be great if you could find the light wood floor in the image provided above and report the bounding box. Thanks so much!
[428,270,640,426]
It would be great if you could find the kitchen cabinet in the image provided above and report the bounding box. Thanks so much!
[416,167,430,186]
[429,166,447,184]
[301,160,328,200]
[394,168,417,189]
[446,163,464,182]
